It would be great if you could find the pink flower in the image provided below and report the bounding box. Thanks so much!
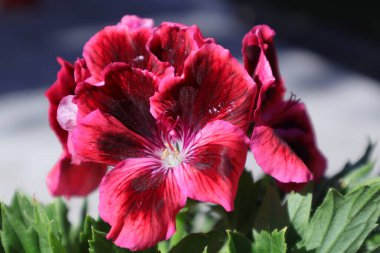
[46,58,107,197]
[243,25,326,185]
[69,18,256,250]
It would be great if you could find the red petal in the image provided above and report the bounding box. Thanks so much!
[277,145,327,192]
[99,158,186,251]
[83,25,171,83]
[242,25,285,120]
[74,63,159,139]
[149,22,214,75]
[72,110,152,165]
[251,100,327,183]
[251,125,313,183]
[175,120,249,211]
[46,152,107,198]
[270,101,327,183]
[242,25,281,82]
[74,58,91,84]
[45,58,75,148]
[151,44,256,131]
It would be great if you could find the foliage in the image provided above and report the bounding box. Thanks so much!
[1,143,379,252]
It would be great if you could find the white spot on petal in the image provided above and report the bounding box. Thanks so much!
[57,95,78,132]
[133,55,145,62]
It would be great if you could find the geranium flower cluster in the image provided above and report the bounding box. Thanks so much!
[46,15,326,251]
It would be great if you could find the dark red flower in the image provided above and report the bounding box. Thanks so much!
[71,41,256,250]
[46,58,107,197]
[242,25,326,185]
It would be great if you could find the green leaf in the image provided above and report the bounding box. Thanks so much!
[138,247,160,253]
[51,199,71,248]
[2,203,41,253]
[82,216,158,253]
[13,192,35,228]
[254,184,288,231]
[298,184,380,253]
[229,170,262,235]
[339,162,375,190]
[0,205,4,253]
[363,232,380,252]
[203,228,226,253]
[32,203,51,252]
[0,192,74,253]
[0,234,4,253]
[316,141,375,201]
[287,192,312,236]
[88,228,130,253]
[1,203,27,253]
[79,216,99,252]
[35,197,82,253]
[169,210,188,248]
[169,233,208,253]
[349,176,380,191]
[252,228,287,253]
[158,209,188,253]
[220,230,252,253]
[48,229,66,253]
[33,202,65,253]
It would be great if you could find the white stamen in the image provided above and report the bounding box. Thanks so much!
[161,141,183,168]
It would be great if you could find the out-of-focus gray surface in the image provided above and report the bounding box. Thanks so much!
[0,0,379,221]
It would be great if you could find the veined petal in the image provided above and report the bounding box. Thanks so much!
[74,63,159,139]
[242,25,285,120]
[277,145,327,191]
[149,22,214,75]
[45,58,75,148]
[251,125,313,183]
[151,44,256,131]
[74,58,91,84]
[251,100,326,183]
[72,110,151,165]
[175,120,249,211]
[242,25,281,83]
[46,152,107,198]
[99,158,186,251]
[83,25,171,82]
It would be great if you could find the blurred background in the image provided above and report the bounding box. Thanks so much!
[0,0,379,220]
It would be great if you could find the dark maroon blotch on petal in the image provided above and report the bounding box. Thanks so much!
[72,110,151,165]
[74,63,159,139]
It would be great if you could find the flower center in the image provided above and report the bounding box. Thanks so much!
[161,142,183,167]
